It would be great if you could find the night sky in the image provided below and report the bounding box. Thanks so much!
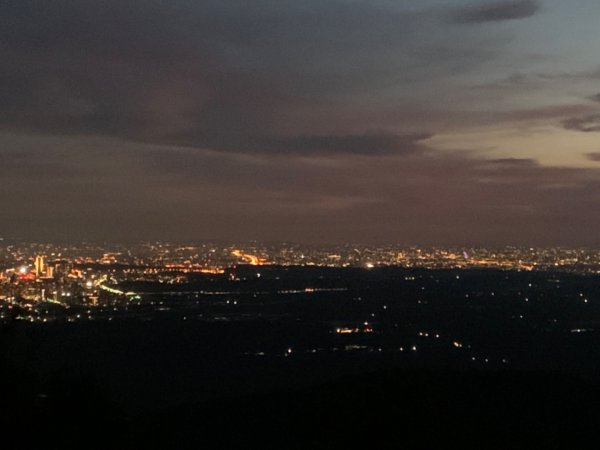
[2,0,600,245]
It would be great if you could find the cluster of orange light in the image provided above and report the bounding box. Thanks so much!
[197,268,225,274]
[162,264,225,274]
[336,328,356,334]
[231,250,266,266]
[335,324,374,334]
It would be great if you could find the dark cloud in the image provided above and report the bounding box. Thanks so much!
[0,0,507,155]
[589,93,600,103]
[484,158,539,168]
[586,153,600,162]
[258,133,433,156]
[562,114,600,132]
[451,0,540,24]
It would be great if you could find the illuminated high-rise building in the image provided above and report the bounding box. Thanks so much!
[34,255,45,277]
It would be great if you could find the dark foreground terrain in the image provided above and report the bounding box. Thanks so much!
[2,266,600,448]
[2,365,599,449]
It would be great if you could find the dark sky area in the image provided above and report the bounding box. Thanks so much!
[2,0,600,245]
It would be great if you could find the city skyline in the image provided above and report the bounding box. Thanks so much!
[3,1,600,245]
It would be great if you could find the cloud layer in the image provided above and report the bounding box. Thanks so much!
[2,132,600,246]
[562,114,600,132]
[2,0,600,244]
[0,0,536,156]
[451,0,540,24]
